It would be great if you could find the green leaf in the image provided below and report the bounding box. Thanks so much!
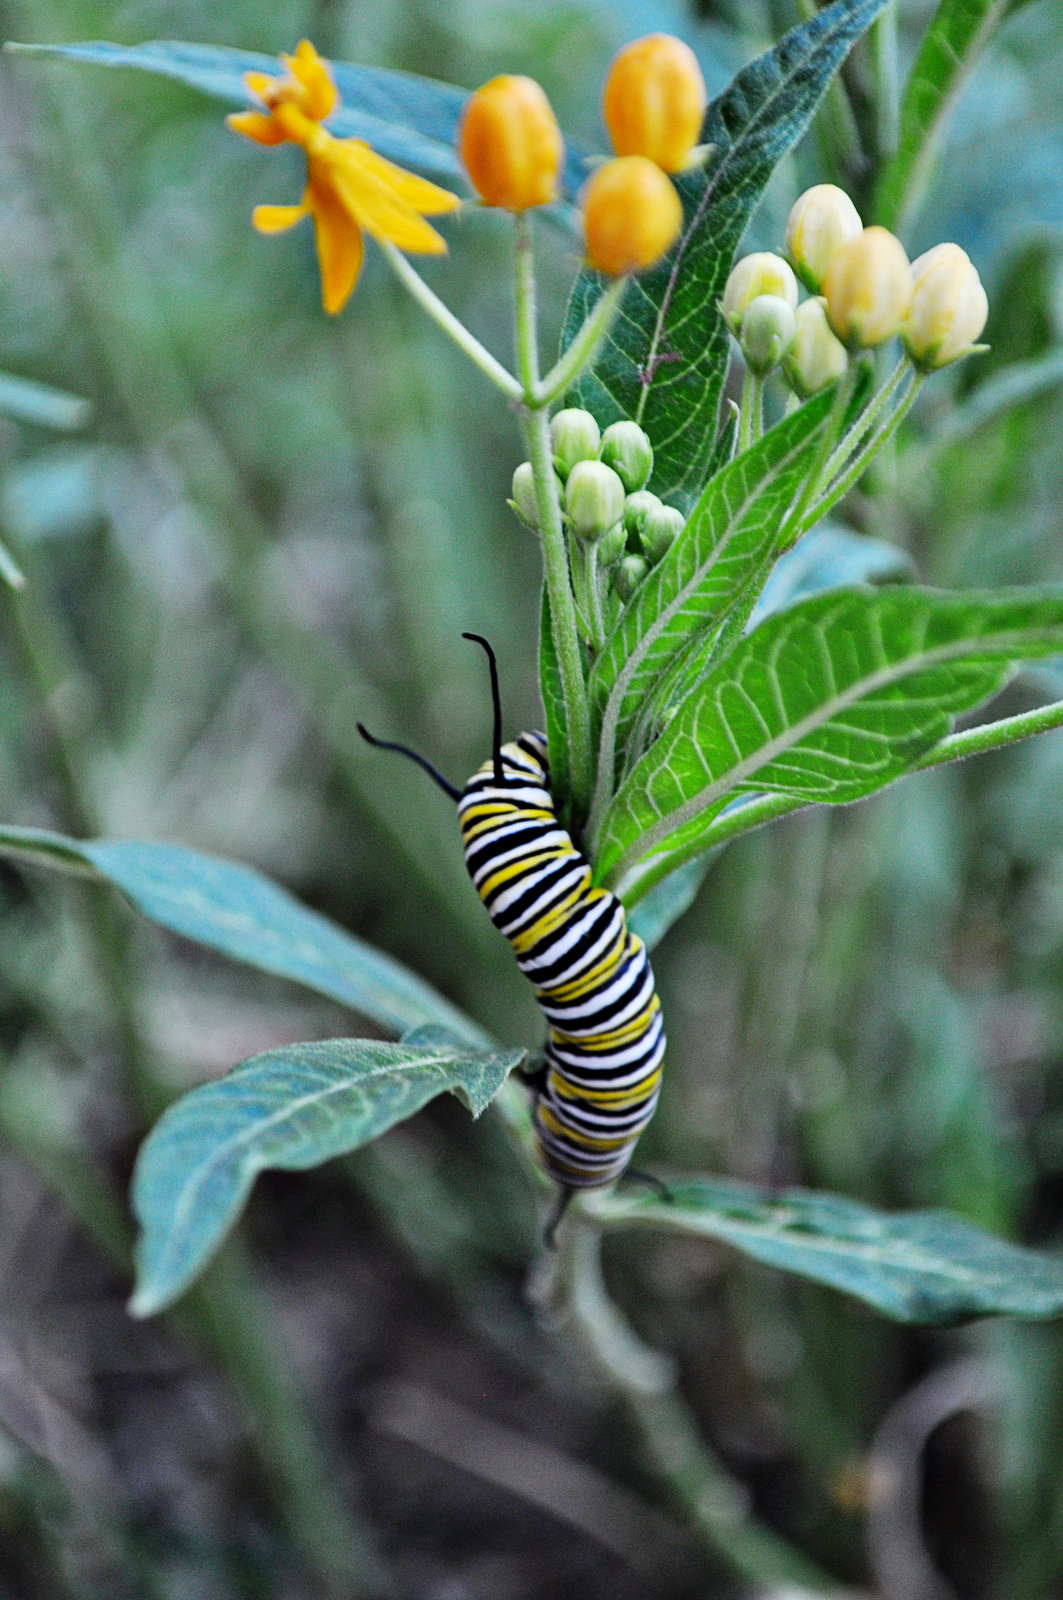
[9,40,589,198]
[130,1028,524,1315]
[589,389,836,796]
[0,826,488,1047]
[561,0,890,506]
[539,587,570,812]
[874,0,1014,233]
[929,347,1063,448]
[596,586,1063,890]
[592,1178,1063,1324]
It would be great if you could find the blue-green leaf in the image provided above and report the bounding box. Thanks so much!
[874,0,1015,233]
[0,371,90,431]
[597,586,1063,891]
[8,39,589,198]
[0,826,488,1047]
[748,521,914,625]
[561,0,890,506]
[592,1178,1063,1324]
[130,1028,524,1315]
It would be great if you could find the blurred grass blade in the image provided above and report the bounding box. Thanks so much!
[0,538,26,590]
[930,347,1063,446]
[562,0,890,506]
[8,39,589,197]
[874,0,1013,232]
[593,1179,1063,1323]
[597,586,1063,890]
[0,370,90,430]
[131,1028,525,1315]
[0,826,490,1046]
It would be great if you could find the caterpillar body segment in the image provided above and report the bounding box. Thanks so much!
[458,732,665,1190]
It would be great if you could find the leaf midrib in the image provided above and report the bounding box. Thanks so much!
[149,1047,472,1271]
[590,426,817,826]
[606,619,1045,877]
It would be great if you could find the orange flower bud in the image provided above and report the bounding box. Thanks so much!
[602,34,707,174]
[581,156,683,277]
[459,75,564,211]
[822,226,911,349]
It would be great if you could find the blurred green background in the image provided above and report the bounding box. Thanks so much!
[1,0,1063,1595]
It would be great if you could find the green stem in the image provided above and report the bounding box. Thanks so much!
[799,367,924,534]
[514,214,593,811]
[914,697,1063,772]
[778,365,856,549]
[535,1225,841,1592]
[738,370,764,453]
[821,353,908,486]
[535,278,628,408]
[379,241,522,401]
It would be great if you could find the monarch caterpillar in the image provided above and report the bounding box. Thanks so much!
[359,634,665,1213]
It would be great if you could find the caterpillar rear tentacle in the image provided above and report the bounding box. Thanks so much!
[358,634,666,1203]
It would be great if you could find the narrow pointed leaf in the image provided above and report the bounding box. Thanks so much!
[589,390,836,793]
[0,371,90,430]
[593,1178,1063,1324]
[131,1029,524,1314]
[0,827,488,1046]
[874,0,1013,232]
[596,587,1063,888]
[561,0,890,505]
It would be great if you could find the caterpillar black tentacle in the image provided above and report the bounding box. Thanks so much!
[359,638,665,1195]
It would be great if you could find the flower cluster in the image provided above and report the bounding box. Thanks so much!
[724,183,989,395]
[228,40,460,313]
[511,409,684,643]
[458,33,706,277]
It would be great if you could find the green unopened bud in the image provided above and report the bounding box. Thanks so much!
[509,461,540,529]
[622,488,663,542]
[565,459,626,541]
[550,407,601,479]
[641,503,684,563]
[740,294,796,375]
[781,297,848,397]
[903,243,988,370]
[722,252,798,335]
[597,522,627,566]
[599,420,654,493]
[614,553,649,602]
[784,184,862,293]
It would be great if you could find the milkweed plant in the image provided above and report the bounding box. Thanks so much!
[6,2,1063,1586]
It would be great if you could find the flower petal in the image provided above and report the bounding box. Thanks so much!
[308,179,364,312]
[350,142,461,215]
[286,39,337,121]
[253,200,310,234]
[243,71,277,102]
[320,143,449,254]
[227,110,286,146]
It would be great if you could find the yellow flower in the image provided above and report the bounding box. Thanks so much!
[228,40,461,314]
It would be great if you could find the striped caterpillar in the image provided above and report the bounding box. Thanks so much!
[359,634,665,1209]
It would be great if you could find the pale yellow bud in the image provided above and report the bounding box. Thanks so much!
[822,226,911,349]
[722,252,798,335]
[782,297,848,398]
[784,184,862,293]
[903,243,988,370]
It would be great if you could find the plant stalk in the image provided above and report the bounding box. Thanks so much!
[379,240,522,400]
